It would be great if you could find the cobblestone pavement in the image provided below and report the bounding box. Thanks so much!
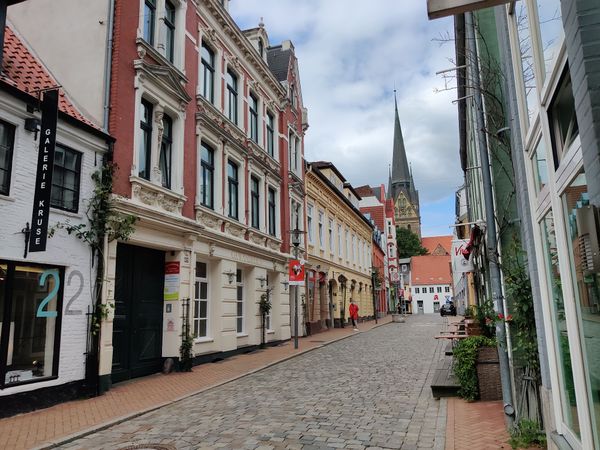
[58,315,447,450]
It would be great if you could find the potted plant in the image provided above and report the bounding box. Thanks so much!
[259,291,272,349]
[453,335,497,401]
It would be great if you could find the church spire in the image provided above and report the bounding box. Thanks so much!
[390,91,411,196]
[387,164,392,199]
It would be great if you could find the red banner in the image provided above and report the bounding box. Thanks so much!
[289,259,305,285]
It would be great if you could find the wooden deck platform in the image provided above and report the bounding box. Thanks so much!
[431,356,460,399]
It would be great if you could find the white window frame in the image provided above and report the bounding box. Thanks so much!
[328,218,334,254]
[236,268,244,334]
[193,261,210,340]
[307,204,314,244]
[318,210,324,248]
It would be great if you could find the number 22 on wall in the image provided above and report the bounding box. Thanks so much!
[37,268,60,318]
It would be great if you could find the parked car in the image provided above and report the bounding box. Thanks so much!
[440,303,456,316]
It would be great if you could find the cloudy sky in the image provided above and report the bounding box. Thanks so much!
[230,1,462,237]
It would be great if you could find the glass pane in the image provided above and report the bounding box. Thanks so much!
[532,138,548,193]
[199,320,207,337]
[237,317,243,333]
[194,320,199,338]
[562,172,600,445]
[193,299,199,319]
[0,264,6,330]
[199,300,207,318]
[515,2,538,123]
[537,1,563,81]
[194,281,199,300]
[7,266,60,385]
[236,269,242,284]
[196,262,207,278]
[541,212,580,436]
[237,300,243,317]
[200,282,207,299]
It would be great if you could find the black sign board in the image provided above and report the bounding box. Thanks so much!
[29,89,59,252]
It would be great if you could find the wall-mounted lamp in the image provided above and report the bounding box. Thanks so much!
[24,117,41,140]
[281,280,289,292]
[256,276,267,288]
[223,270,236,284]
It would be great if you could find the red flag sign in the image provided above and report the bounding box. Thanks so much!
[289,259,305,285]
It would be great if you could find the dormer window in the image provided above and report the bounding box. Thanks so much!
[258,39,264,57]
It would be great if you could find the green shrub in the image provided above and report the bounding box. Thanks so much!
[453,335,496,401]
[509,419,546,449]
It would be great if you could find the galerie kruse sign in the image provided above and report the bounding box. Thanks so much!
[29,89,59,253]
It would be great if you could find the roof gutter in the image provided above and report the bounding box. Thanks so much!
[102,0,115,131]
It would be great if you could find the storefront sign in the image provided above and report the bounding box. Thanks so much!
[29,89,59,253]
[288,259,305,286]
[452,239,475,273]
[164,261,180,301]
[427,0,511,20]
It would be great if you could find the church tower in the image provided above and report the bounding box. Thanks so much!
[387,94,421,237]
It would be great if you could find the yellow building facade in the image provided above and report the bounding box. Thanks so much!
[304,162,374,332]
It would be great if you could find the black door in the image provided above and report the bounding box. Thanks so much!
[112,243,165,383]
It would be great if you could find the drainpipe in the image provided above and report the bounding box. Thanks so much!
[465,11,515,425]
[103,0,115,131]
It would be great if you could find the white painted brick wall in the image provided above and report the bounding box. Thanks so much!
[0,93,107,395]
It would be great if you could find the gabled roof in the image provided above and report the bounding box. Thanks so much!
[267,45,292,82]
[421,235,453,255]
[411,255,452,285]
[1,27,100,130]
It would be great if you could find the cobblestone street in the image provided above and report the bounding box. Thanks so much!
[59,315,446,450]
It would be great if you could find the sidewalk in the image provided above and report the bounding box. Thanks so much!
[445,397,511,449]
[0,317,391,450]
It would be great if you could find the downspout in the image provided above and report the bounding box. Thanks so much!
[465,11,515,426]
[103,0,115,131]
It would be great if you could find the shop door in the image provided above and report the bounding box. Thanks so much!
[417,300,424,314]
[112,244,165,383]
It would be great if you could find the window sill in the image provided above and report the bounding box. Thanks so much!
[0,193,15,202]
[236,333,248,338]
[194,337,214,344]
[266,330,274,335]
[50,207,83,220]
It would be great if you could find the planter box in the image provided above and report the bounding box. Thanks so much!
[476,346,502,401]
[391,314,405,323]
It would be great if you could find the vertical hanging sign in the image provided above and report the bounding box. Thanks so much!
[29,89,59,253]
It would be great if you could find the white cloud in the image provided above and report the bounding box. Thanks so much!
[230,0,462,235]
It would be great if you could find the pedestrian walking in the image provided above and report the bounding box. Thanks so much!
[349,298,359,331]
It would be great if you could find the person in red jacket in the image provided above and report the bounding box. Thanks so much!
[349,298,359,331]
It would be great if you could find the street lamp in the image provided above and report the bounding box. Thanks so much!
[371,267,378,324]
[290,222,303,349]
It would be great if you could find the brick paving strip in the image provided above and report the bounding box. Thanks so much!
[0,317,391,450]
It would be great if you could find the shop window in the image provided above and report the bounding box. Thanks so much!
[540,211,580,437]
[51,145,81,213]
[549,70,579,169]
[193,262,209,339]
[200,142,214,209]
[0,120,15,196]
[562,171,600,444]
[236,269,244,333]
[0,262,63,387]
[267,187,276,236]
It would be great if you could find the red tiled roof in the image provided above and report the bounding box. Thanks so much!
[411,255,452,285]
[421,235,453,255]
[385,199,395,220]
[360,205,385,231]
[2,27,99,130]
